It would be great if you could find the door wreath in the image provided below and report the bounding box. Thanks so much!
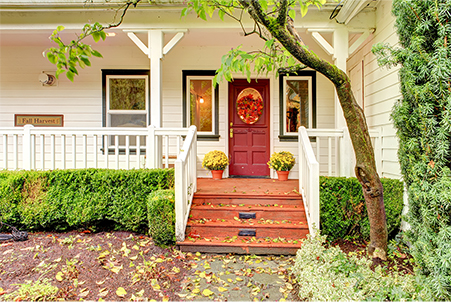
[236,89,263,124]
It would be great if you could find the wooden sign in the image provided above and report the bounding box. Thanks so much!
[15,114,64,127]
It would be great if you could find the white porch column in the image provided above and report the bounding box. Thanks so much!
[148,30,163,128]
[148,30,163,168]
[333,27,354,177]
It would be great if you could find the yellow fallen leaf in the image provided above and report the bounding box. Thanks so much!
[218,287,227,292]
[202,289,214,297]
[55,272,64,282]
[155,258,164,263]
[96,279,106,285]
[236,277,243,282]
[172,267,180,273]
[129,255,138,261]
[150,279,160,291]
[192,288,200,294]
[162,296,169,302]
[116,287,127,297]
[110,265,123,274]
[227,278,233,283]
[199,271,206,278]
[132,245,140,250]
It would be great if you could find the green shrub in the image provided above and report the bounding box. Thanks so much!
[320,176,404,242]
[1,279,59,301]
[293,233,425,301]
[147,189,176,247]
[0,168,174,233]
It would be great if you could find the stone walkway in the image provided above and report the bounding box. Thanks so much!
[178,253,296,301]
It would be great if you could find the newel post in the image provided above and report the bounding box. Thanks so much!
[146,125,156,169]
[23,124,33,170]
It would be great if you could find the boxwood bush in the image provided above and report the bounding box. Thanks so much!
[147,189,176,247]
[320,176,404,242]
[0,169,174,234]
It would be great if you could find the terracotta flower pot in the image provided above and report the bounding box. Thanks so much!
[276,170,290,181]
[211,170,224,180]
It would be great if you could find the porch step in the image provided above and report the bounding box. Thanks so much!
[193,193,302,206]
[177,236,303,255]
[178,179,309,255]
[190,203,307,221]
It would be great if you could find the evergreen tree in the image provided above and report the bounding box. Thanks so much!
[374,0,451,299]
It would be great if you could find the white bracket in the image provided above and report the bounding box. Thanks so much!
[310,31,334,56]
[127,32,149,56]
[348,30,370,56]
[126,29,187,58]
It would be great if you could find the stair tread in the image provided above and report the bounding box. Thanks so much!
[191,204,304,211]
[178,236,304,248]
[194,193,302,199]
[187,218,307,228]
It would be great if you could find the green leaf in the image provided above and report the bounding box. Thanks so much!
[300,3,308,17]
[99,31,106,41]
[288,9,296,20]
[56,25,65,32]
[66,71,74,82]
[91,50,103,58]
[218,9,225,21]
[80,55,91,67]
[47,52,57,64]
[92,32,100,43]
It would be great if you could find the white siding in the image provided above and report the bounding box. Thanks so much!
[347,0,401,179]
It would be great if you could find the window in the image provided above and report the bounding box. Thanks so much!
[183,70,219,141]
[102,70,150,147]
[279,71,316,141]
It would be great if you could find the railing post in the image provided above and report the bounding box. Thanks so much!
[23,124,33,170]
[340,127,353,177]
[191,126,197,193]
[174,158,185,242]
[2,134,8,170]
[146,125,156,169]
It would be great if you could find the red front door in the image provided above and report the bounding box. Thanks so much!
[229,79,270,177]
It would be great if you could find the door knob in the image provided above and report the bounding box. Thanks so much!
[230,128,233,138]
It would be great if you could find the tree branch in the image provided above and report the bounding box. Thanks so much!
[276,0,289,26]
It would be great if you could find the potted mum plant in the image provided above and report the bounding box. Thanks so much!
[202,150,229,180]
[267,151,296,181]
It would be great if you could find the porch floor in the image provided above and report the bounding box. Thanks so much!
[196,177,300,196]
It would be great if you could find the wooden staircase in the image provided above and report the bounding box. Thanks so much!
[177,178,309,255]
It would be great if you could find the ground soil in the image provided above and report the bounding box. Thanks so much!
[0,231,415,301]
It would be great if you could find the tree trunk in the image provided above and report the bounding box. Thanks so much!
[245,0,388,259]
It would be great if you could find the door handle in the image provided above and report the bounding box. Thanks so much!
[230,128,233,138]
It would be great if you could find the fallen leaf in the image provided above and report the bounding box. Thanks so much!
[236,277,243,282]
[162,296,169,302]
[202,289,214,297]
[150,279,161,291]
[79,288,90,298]
[192,288,200,294]
[116,287,127,297]
[55,272,64,282]
[0,288,5,296]
[98,288,108,297]
[96,279,106,285]
[218,287,228,292]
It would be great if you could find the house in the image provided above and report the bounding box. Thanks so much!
[0,0,402,246]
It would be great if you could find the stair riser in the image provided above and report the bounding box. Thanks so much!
[179,245,300,255]
[186,225,308,239]
[189,208,306,221]
[193,197,301,206]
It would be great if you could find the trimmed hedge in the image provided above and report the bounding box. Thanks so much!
[147,189,176,247]
[0,169,174,233]
[320,176,404,242]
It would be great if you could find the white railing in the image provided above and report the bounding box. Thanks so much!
[0,125,189,170]
[298,126,320,236]
[299,127,382,235]
[174,125,197,242]
[1,124,198,243]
